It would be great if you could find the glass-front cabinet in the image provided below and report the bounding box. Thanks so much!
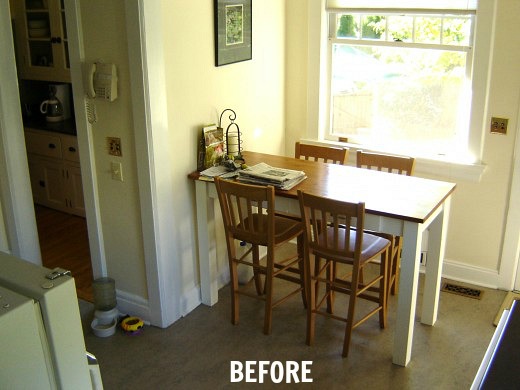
[13,0,70,82]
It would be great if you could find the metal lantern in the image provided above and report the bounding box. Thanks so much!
[219,108,243,159]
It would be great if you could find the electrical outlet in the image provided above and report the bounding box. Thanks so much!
[107,137,122,156]
[490,117,508,135]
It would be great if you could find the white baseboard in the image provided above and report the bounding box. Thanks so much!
[181,285,204,318]
[441,258,500,289]
[142,256,503,329]
[115,289,151,325]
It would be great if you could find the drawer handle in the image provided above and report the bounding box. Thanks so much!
[68,147,76,153]
[48,143,56,149]
[39,180,45,187]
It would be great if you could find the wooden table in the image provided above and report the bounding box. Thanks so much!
[189,151,456,366]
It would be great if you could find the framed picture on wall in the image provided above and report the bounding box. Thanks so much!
[214,0,252,66]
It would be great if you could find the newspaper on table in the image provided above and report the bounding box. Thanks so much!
[237,162,307,190]
[199,165,239,181]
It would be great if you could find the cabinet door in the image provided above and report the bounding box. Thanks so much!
[40,158,67,210]
[25,131,62,159]
[61,134,80,162]
[27,157,46,204]
[64,163,85,217]
[14,0,70,82]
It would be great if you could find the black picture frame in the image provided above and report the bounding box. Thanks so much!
[214,0,252,66]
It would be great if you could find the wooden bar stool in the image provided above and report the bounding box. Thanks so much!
[356,150,415,298]
[215,177,306,335]
[298,190,391,357]
[295,142,348,165]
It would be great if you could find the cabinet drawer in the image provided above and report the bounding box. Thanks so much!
[61,135,80,162]
[25,132,62,159]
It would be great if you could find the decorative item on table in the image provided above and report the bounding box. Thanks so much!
[199,124,226,169]
[219,108,244,162]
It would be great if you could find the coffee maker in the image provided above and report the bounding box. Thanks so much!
[39,83,71,122]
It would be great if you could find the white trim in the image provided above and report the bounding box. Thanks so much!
[442,258,500,290]
[115,289,150,322]
[326,8,476,15]
[326,0,477,11]
[0,1,40,262]
[499,93,520,291]
[64,0,107,278]
[125,0,180,328]
[467,0,496,161]
[330,37,472,53]
[315,1,497,166]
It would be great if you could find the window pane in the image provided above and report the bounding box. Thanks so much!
[331,44,469,156]
[415,17,441,44]
[387,15,413,42]
[442,17,472,46]
[336,14,359,38]
[361,15,385,39]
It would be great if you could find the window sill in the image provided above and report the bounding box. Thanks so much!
[299,139,487,183]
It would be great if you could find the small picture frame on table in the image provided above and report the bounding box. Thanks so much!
[214,0,252,67]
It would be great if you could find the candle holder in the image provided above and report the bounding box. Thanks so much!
[219,108,243,160]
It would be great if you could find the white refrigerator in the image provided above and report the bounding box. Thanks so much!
[0,251,102,389]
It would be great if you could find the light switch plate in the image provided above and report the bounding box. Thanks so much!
[111,162,123,181]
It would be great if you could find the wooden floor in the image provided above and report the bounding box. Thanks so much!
[35,205,94,302]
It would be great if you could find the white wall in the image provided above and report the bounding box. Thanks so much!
[285,0,520,288]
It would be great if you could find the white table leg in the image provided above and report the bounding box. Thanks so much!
[195,180,219,306]
[393,220,422,366]
[421,197,451,325]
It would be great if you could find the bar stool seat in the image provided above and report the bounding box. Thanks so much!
[215,177,306,335]
[298,190,391,357]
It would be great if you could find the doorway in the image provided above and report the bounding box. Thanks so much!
[35,205,93,301]
[3,0,96,302]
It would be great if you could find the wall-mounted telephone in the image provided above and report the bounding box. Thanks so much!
[87,62,118,101]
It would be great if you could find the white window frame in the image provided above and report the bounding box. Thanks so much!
[306,0,495,181]
[327,11,475,160]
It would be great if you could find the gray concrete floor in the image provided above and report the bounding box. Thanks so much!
[81,275,507,390]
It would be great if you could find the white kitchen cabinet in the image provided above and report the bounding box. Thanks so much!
[25,128,85,216]
[12,0,70,82]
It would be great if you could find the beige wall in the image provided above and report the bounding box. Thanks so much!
[161,0,287,298]
[286,0,520,285]
[80,0,147,297]
[285,1,308,156]
[77,0,287,310]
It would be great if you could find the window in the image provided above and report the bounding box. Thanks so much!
[327,6,478,162]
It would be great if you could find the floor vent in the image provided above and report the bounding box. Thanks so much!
[441,283,483,300]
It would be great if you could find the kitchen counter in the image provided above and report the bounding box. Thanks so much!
[23,117,76,136]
